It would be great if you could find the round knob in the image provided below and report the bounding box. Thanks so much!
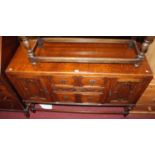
[64,95,69,100]
[60,80,66,84]
[87,96,93,102]
[89,80,96,85]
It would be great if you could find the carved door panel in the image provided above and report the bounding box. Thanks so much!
[108,78,142,104]
[12,76,49,102]
[0,82,21,109]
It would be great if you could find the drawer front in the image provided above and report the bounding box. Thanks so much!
[53,86,104,93]
[55,93,76,103]
[81,93,102,103]
[76,86,104,92]
[54,92,103,104]
[81,77,104,87]
[109,99,129,104]
[52,76,75,86]
[53,86,75,92]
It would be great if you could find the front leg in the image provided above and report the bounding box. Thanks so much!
[31,103,36,113]
[24,103,31,118]
[123,106,131,117]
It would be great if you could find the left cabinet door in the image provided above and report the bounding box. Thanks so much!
[10,76,50,102]
[0,80,22,110]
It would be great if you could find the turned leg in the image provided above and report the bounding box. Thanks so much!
[24,106,30,118]
[31,103,36,113]
[23,103,31,118]
[24,111,30,118]
[123,107,130,117]
[19,36,36,64]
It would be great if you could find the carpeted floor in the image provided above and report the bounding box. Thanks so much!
[0,111,155,119]
[1,105,155,119]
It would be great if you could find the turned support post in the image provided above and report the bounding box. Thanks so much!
[19,36,36,64]
[135,37,154,67]
[140,37,154,58]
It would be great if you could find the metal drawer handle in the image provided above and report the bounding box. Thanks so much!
[109,90,112,97]
[87,96,93,102]
[60,80,67,84]
[89,80,96,85]
[64,95,69,100]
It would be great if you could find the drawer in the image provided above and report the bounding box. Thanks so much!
[110,99,129,104]
[53,86,104,93]
[76,87,104,92]
[81,77,104,86]
[51,76,105,87]
[53,86,75,92]
[52,76,75,86]
[54,92,103,104]
[55,93,76,103]
[81,93,102,103]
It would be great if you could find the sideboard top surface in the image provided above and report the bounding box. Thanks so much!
[6,42,152,77]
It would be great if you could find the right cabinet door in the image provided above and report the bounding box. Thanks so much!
[107,78,145,104]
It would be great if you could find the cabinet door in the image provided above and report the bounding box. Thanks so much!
[107,78,142,104]
[12,76,49,102]
[0,82,21,109]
